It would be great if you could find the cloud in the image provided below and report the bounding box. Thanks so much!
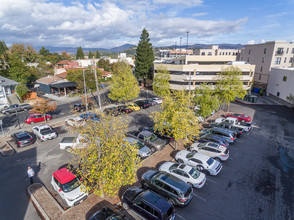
[247,40,255,44]
[153,0,203,7]
[192,12,208,17]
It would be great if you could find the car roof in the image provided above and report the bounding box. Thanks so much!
[139,130,153,136]
[15,131,30,138]
[193,152,210,161]
[53,168,76,184]
[29,113,42,117]
[157,172,190,192]
[123,137,140,144]
[34,125,51,129]
[140,190,171,213]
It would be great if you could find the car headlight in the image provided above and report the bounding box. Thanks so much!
[67,197,75,201]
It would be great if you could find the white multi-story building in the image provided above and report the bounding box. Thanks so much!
[239,41,294,90]
[267,67,294,106]
[194,45,239,56]
[159,49,193,60]
[154,55,255,91]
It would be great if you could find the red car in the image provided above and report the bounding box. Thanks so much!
[224,113,251,122]
[25,114,52,124]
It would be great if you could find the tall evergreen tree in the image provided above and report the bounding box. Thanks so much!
[76,46,84,59]
[39,46,50,56]
[88,51,93,58]
[95,50,101,58]
[134,28,154,80]
[0,40,9,76]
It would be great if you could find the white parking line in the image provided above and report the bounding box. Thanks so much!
[206,177,217,184]
[176,214,186,220]
[193,193,207,202]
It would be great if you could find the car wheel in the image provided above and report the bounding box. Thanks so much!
[122,202,129,210]
[65,147,72,152]
[46,118,51,121]
[196,165,204,171]
[30,121,35,124]
[214,157,221,162]
[168,199,175,206]
[177,158,184,163]
[151,147,156,153]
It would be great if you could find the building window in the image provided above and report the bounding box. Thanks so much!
[277,48,284,55]
[262,57,264,63]
[277,92,280,97]
[275,57,281,64]
[283,76,287,81]
[264,48,266,54]
[290,57,293,63]
[219,52,221,55]
[260,66,263,72]
[259,74,261,80]
[208,52,212,56]
[241,57,243,60]
[247,57,250,63]
[229,52,231,55]
[201,52,205,55]
[292,48,294,54]
[284,57,287,63]
[249,49,251,55]
[286,48,289,54]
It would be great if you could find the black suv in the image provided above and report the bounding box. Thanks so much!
[11,131,36,147]
[122,187,176,220]
[135,100,150,109]
[73,103,94,112]
[141,170,193,207]
[89,207,127,220]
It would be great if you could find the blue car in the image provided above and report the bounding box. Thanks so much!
[79,113,100,122]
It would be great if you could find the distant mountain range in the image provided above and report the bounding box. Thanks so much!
[35,43,244,54]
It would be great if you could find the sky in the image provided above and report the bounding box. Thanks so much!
[0,0,294,49]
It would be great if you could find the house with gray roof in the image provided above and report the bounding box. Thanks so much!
[0,75,19,106]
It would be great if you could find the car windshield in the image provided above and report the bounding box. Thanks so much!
[189,168,200,179]
[62,178,80,192]
[186,152,195,158]
[149,134,158,141]
[18,133,31,140]
[40,128,54,135]
[207,158,214,166]
[134,141,144,149]
[243,115,249,118]
[208,143,219,148]
[169,163,179,171]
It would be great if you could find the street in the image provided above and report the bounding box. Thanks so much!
[0,101,293,220]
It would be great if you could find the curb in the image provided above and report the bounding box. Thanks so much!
[27,183,50,220]
[0,140,15,156]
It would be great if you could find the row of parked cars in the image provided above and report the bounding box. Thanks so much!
[118,112,253,220]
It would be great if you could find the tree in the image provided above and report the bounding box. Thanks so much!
[39,46,50,56]
[97,59,111,71]
[9,43,37,63]
[151,91,201,150]
[286,93,294,111]
[215,66,247,111]
[7,52,32,83]
[69,114,140,197]
[0,40,9,76]
[95,51,101,59]
[61,51,71,60]
[76,46,84,59]
[134,28,154,80]
[193,83,220,118]
[15,84,28,101]
[30,99,57,123]
[88,51,93,59]
[152,66,170,97]
[108,61,140,102]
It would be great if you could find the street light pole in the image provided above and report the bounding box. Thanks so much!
[186,31,189,50]
[83,69,88,113]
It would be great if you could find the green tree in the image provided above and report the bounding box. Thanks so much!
[108,61,140,102]
[88,51,93,59]
[39,46,50,56]
[193,83,220,118]
[9,43,37,63]
[7,52,32,83]
[69,114,140,197]
[152,66,170,97]
[15,84,28,101]
[97,59,111,71]
[215,66,247,111]
[134,28,154,80]
[61,51,71,60]
[151,91,201,150]
[76,46,84,59]
[95,50,101,58]
[0,40,9,76]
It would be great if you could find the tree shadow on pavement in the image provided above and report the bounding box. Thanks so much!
[85,200,114,220]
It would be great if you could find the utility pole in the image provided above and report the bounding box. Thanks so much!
[175,41,177,57]
[188,71,191,109]
[180,37,182,51]
[83,69,88,113]
[186,31,189,50]
[93,58,102,111]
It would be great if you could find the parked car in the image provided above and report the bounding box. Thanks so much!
[210,122,243,138]
[139,126,174,144]
[123,137,151,159]
[201,127,236,143]
[215,117,253,132]
[59,135,87,151]
[126,103,140,111]
[135,100,150,109]
[103,107,121,116]
[117,106,133,114]
[151,97,162,104]
[141,170,193,206]
[159,162,206,189]
[80,113,100,122]
[175,150,223,176]
[90,207,127,220]
[73,103,94,112]
[189,141,229,161]
[32,125,57,141]
[146,98,156,106]
[51,168,88,207]
[122,187,175,220]
[11,131,36,148]
[127,130,166,152]
[198,133,229,147]
[225,113,252,122]
[65,116,86,127]
[24,114,52,124]
[1,104,31,115]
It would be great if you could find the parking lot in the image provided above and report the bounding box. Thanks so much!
[1,102,294,220]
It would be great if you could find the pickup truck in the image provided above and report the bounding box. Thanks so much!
[59,135,86,151]
[209,122,243,137]
[32,125,58,141]
[127,130,166,153]
[1,104,31,115]
[214,117,252,132]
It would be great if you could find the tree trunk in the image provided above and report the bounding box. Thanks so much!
[44,113,47,124]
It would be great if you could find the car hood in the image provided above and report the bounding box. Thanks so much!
[138,146,151,156]
[210,160,221,170]
[65,185,87,200]
[152,138,166,147]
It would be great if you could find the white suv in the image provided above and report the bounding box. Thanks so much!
[51,168,88,207]
[190,141,229,161]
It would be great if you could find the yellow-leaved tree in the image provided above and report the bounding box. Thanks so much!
[69,114,140,198]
